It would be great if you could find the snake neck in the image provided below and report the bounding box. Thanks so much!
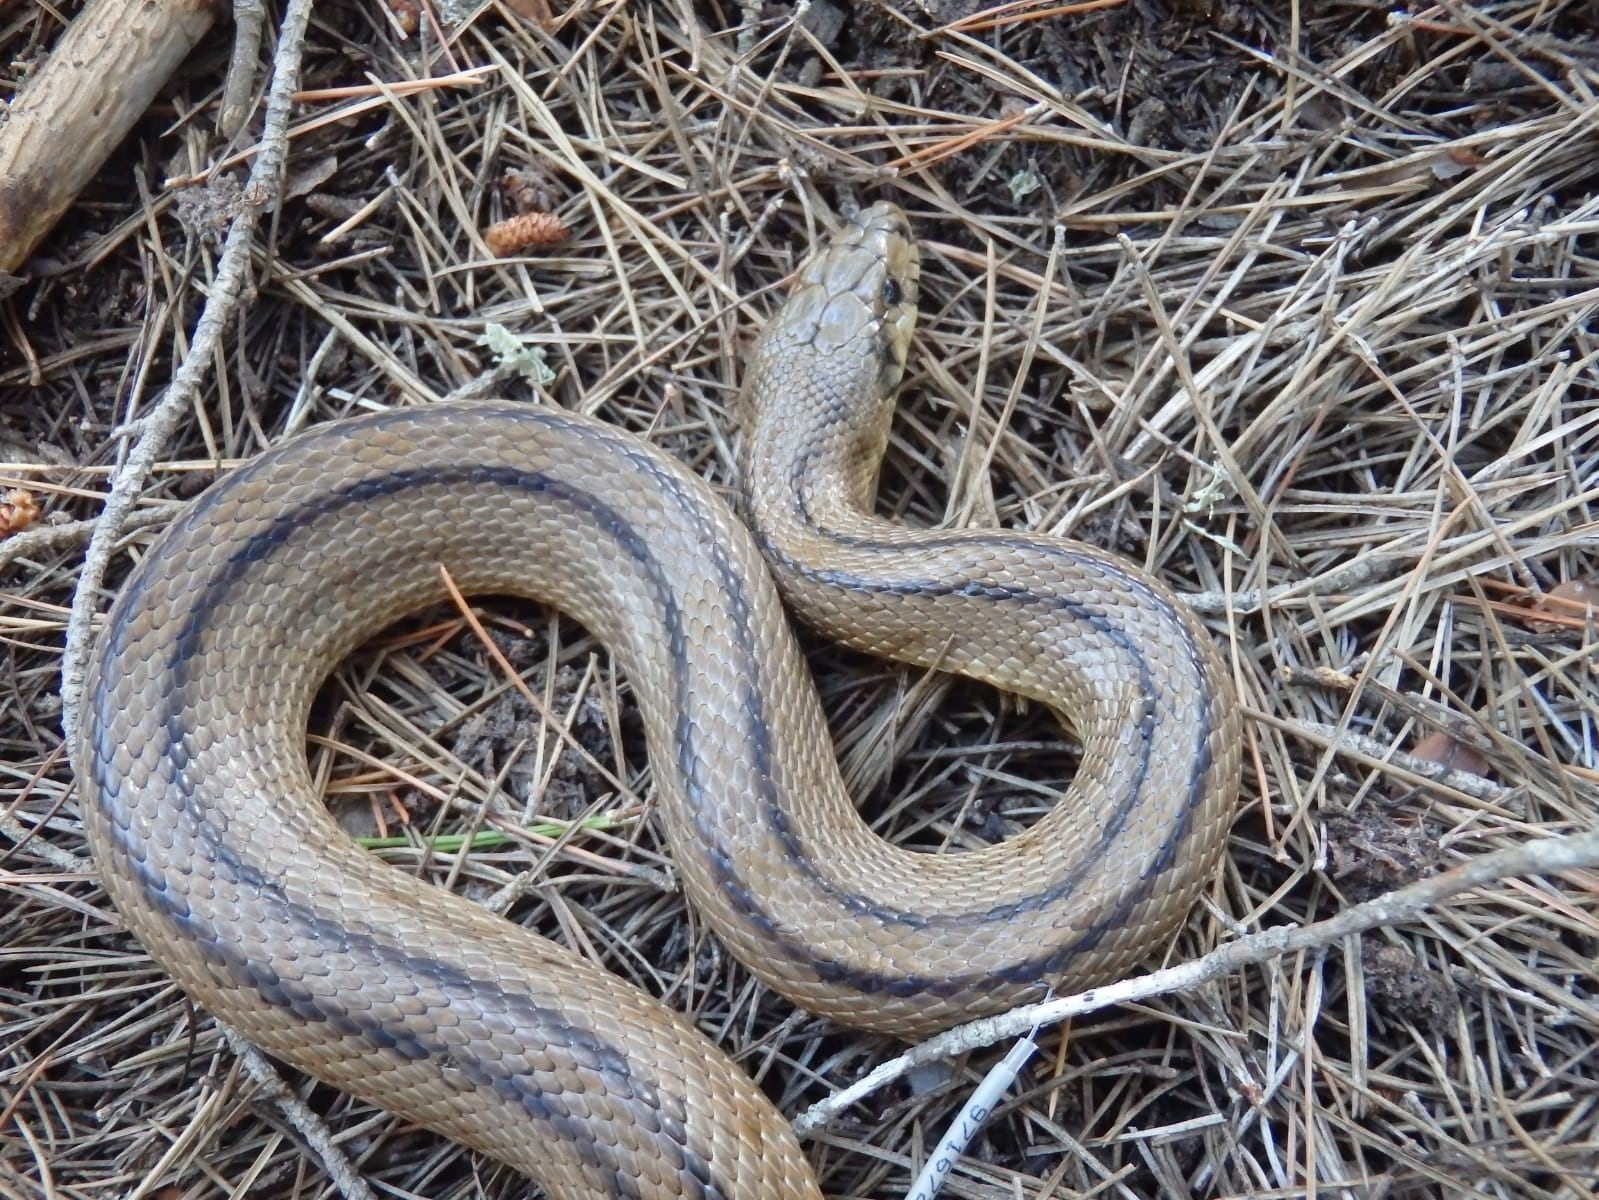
[738,201,915,550]
[739,354,897,558]
[744,432,875,554]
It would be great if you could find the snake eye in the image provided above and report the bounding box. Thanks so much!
[881,277,901,306]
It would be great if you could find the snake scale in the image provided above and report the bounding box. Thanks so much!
[80,203,1241,1200]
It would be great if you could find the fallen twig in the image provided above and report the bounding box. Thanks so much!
[58,0,313,744]
[794,825,1599,1135]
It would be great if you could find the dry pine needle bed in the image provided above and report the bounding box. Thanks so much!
[1,2,1597,1199]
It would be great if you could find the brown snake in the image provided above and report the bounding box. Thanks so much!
[80,203,1241,1200]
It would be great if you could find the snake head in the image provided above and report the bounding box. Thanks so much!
[781,202,921,400]
[740,203,923,511]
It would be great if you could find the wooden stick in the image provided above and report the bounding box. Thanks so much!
[0,0,222,274]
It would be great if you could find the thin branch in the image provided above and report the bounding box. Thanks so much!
[0,506,175,571]
[223,1032,378,1200]
[793,826,1599,1135]
[58,0,314,744]
[219,0,269,137]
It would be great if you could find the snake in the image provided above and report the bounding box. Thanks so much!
[79,202,1241,1200]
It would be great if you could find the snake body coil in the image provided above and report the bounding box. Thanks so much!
[80,204,1240,1200]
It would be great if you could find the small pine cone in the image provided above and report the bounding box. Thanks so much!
[484,211,569,257]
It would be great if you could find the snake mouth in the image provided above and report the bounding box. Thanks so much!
[850,202,921,391]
